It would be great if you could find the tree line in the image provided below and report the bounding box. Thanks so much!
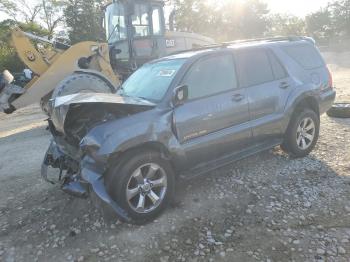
[174,0,350,43]
[1,0,350,72]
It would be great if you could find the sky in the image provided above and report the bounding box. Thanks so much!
[0,0,331,22]
[265,0,330,17]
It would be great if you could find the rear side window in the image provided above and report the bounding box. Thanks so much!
[235,48,274,88]
[268,50,288,80]
[282,43,324,69]
[183,54,238,99]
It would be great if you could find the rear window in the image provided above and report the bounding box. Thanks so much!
[268,50,288,80]
[282,43,324,69]
[235,48,274,88]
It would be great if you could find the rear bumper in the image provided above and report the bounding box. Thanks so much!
[319,89,336,115]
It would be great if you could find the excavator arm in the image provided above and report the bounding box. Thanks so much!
[1,27,120,113]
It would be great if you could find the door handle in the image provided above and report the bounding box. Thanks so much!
[279,82,289,89]
[232,94,244,102]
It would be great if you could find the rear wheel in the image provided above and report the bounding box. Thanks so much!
[105,150,175,224]
[282,109,319,158]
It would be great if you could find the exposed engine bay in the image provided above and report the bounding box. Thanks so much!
[41,92,155,221]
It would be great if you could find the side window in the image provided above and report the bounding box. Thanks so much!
[132,4,150,37]
[268,50,288,80]
[152,7,162,35]
[183,54,238,100]
[282,43,324,69]
[235,49,274,88]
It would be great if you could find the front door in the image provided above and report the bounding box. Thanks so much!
[173,53,251,169]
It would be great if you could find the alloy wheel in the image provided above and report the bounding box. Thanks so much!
[296,117,316,150]
[126,163,167,214]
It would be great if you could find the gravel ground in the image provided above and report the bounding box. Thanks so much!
[0,53,350,262]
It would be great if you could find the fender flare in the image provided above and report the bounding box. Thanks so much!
[282,90,320,132]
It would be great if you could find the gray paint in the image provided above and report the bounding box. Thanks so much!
[44,38,336,221]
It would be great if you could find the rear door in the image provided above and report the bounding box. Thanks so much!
[235,47,293,143]
[173,53,251,168]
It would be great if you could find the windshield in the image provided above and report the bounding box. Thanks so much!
[118,59,186,102]
[105,2,164,43]
[105,3,126,43]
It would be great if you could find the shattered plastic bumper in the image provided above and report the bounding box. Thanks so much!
[41,141,131,222]
[80,156,131,222]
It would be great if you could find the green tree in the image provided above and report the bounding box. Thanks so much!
[330,0,350,37]
[0,0,64,38]
[40,0,65,39]
[63,0,103,44]
[306,7,333,42]
[0,19,49,72]
[0,0,42,23]
[268,14,306,36]
[174,0,270,41]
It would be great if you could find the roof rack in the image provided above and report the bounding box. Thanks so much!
[172,36,314,55]
[222,36,306,45]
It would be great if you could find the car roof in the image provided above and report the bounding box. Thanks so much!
[155,36,316,62]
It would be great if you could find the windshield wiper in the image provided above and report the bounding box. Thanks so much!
[107,24,120,43]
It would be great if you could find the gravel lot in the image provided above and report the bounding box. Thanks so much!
[0,53,350,262]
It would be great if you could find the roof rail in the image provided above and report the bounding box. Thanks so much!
[171,36,313,55]
[222,36,306,45]
[170,43,227,55]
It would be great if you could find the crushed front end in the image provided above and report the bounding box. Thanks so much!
[41,93,155,222]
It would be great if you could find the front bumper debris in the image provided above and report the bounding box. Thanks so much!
[41,141,131,222]
[81,160,131,222]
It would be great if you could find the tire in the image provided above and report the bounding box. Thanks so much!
[42,73,114,115]
[105,150,175,224]
[282,109,320,158]
[51,73,114,99]
[327,103,350,118]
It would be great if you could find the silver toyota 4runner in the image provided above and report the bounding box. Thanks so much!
[42,36,336,224]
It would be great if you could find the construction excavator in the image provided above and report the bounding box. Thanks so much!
[0,0,214,114]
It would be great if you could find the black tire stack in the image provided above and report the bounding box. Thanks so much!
[327,103,350,118]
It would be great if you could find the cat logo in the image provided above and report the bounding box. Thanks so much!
[166,39,176,48]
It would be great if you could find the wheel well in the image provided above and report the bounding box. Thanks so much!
[284,96,320,133]
[107,142,174,173]
[294,96,319,115]
[133,142,172,160]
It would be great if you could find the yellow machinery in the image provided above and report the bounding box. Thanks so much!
[9,27,120,112]
[1,0,214,114]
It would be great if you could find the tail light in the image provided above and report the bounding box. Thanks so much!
[327,66,333,89]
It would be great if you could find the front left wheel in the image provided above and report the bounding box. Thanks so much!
[105,150,175,224]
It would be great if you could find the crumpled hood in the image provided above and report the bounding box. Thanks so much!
[50,92,155,135]
[53,92,155,107]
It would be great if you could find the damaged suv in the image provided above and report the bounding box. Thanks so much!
[43,37,335,224]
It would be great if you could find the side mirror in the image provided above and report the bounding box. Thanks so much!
[173,85,188,106]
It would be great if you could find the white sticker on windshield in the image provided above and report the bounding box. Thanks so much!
[158,69,176,77]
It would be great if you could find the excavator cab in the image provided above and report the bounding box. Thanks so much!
[4,0,214,113]
[104,0,167,79]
